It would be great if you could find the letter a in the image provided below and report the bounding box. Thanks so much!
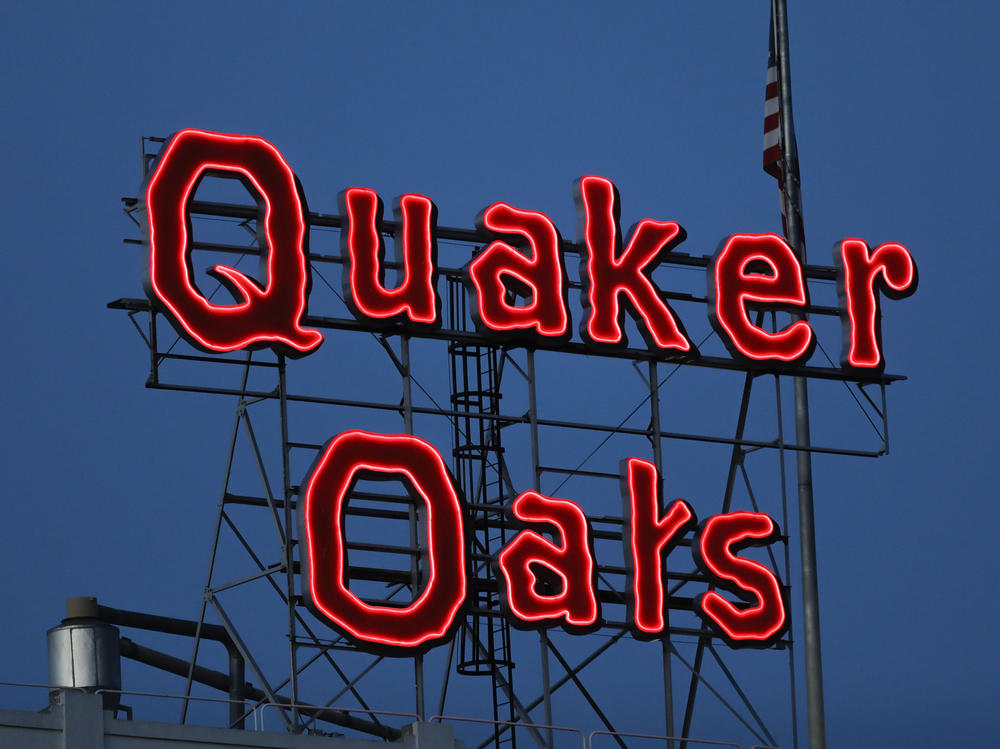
[467,202,570,340]
[497,492,599,631]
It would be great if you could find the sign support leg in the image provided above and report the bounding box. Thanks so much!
[526,349,552,748]
[773,1,827,745]
[400,335,426,721]
[278,355,301,730]
[647,361,675,747]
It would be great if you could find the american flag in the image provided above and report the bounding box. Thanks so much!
[763,13,802,238]
[763,16,782,183]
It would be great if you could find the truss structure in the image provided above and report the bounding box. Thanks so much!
[109,136,900,748]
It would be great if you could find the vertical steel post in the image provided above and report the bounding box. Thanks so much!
[401,335,426,721]
[181,355,252,727]
[526,349,553,748]
[228,648,246,729]
[648,361,675,747]
[278,355,300,729]
[680,367,755,747]
[772,367,800,749]
[148,311,159,386]
[772,1,826,747]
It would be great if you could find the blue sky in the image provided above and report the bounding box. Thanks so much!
[1,3,996,747]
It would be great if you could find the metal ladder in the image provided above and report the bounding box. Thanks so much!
[447,274,517,749]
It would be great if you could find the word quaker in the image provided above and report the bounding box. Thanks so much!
[144,129,917,373]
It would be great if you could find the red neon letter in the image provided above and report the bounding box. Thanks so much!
[709,233,813,363]
[496,492,599,630]
[621,458,696,637]
[467,203,569,339]
[576,176,694,353]
[144,128,322,356]
[340,188,440,325]
[300,431,467,650]
[835,239,918,369]
[693,512,786,647]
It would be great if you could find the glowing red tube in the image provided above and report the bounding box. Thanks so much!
[144,128,322,356]
[709,233,813,363]
[693,511,786,647]
[340,188,440,325]
[835,239,917,369]
[620,458,697,636]
[496,491,599,630]
[576,176,693,353]
[467,202,569,340]
[299,430,467,650]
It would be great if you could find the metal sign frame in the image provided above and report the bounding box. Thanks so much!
[110,133,902,748]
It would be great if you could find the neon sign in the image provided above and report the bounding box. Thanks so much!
[145,129,917,370]
[576,175,694,352]
[140,129,918,654]
[300,431,788,651]
[709,233,814,364]
[835,239,918,370]
[299,431,466,651]
[496,491,601,632]
[621,458,697,638]
[339,189,441,326]
[468,201,570,341]
[144,129,323,357]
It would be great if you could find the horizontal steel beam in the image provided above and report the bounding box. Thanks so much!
[108,297,904,385]
[138,378,888,458]
[119,637,399,739]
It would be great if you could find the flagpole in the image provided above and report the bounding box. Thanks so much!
[772,1,827,747]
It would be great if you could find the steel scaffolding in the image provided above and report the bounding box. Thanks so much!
[109,135,900,748]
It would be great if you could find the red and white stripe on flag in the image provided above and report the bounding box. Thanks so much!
[763,15,788,233]
[763,62,782,181]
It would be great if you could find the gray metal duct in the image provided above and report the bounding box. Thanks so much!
[47,597,121,710]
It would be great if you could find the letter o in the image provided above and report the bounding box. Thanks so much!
[299,430,467,650]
